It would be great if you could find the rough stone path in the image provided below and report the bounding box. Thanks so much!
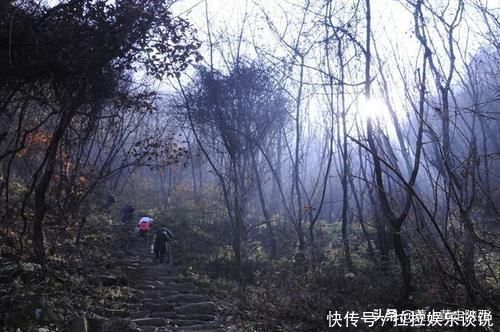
[112,234,225,332]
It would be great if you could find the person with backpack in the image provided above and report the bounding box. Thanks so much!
[153,225,174,263]
[121,204,135,224]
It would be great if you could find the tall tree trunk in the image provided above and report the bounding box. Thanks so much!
[349,177,376,261]
[293,56,305,259]
[251,151,277,259]
[393,224,411,299]
[461,209,477,305]
[336,36,353,271]
[231,157,246,282]
[359,144,389,264]
[271,131,283,214]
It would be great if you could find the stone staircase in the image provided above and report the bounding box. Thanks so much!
[102,233,225,332]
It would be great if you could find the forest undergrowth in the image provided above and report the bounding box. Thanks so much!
[162,204,500,331]
[0,215,136,331]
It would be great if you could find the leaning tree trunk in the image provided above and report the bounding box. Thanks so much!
[32,110,75,263]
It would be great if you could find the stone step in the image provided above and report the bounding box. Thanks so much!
[130,310,151,319]
[121,261,140,266]
[133,318,166,326]
[178,330,225,332]
[166,294,211,304]
[175,302,217,315]
[166,289,198,294]
[137,327,157,332]
[144,303,175,312]
[101,308,129,318]
[172,323,220,331]
[155,276,192,283]
[142,290,180,298]
[150,311,178,319]
[138,327,173,332]
[177,314,214,322]
[141,280,167,288]
[138,285,159,291]
[141,297,165,302]
[125,303,142,310]
[123,266,138,272]
[165,283,198,293]
[166,319,209,327]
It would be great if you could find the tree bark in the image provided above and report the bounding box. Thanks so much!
[251,151,277,259]
[33,109,76,263]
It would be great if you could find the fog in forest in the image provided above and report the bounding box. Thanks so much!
[0,0,498,331]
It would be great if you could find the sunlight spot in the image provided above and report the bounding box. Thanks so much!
[357,97,392,123]
[355,96,402,139]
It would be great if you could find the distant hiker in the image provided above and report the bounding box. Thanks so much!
[121,204,135,224]
[137,216,153,240]
[153,226,174,263]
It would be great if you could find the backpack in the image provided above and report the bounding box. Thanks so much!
[156,228,174,241]
[139,221,151,231]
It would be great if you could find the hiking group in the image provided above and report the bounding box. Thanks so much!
[121,205,175,264]
[138,216,175,264]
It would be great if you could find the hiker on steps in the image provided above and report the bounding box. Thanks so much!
[153,224,174,264]
[121,204,135,224]
[137,216,153,240]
